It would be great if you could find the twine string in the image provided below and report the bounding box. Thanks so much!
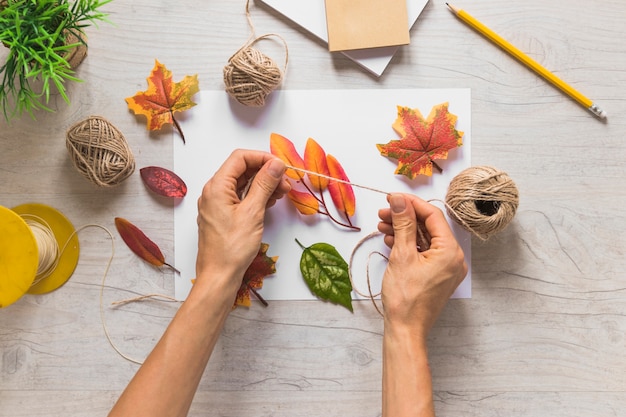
[20,214,60,287]
[224,0,289,107]
[17,215,178,365]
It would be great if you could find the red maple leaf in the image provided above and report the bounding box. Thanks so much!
[377,102,464,179]
[234,242,278,308]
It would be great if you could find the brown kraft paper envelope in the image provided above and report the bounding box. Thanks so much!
[325,0,410,52]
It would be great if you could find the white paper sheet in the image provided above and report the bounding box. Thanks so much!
[174,89,472,302]
[257,0,430,77]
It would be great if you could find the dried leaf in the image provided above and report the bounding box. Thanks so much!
[234,242,278,308]
[270,133,359,231]
[296,239,353,312]
[114,217,178,273]
[270,132,305,180]
[326,154,355,218]
[377,103,464,179]
[303,138,330,191]
[126,59,199,143]
[288,189,320,215]
[140,166,187,198]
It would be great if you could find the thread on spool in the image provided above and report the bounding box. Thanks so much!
[445,166,519,240]
[20,214,60,287]
[66,116,135,188]
[223,0,288,107]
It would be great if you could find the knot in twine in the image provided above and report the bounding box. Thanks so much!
[66,116,135,188]
[223,0,288,107]
[445,166,519,241]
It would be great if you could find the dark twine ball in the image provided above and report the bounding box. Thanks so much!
[445,166,519,240]
[66,116,135,188]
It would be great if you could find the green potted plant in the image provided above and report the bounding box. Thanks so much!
[0,0,111,120]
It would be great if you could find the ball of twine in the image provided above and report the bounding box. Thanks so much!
[66,116,135,188]
[445,166,519,240]
[223,35,286,107]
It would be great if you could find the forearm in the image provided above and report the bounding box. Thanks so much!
[109,273,238,417]
[382,324,434,417]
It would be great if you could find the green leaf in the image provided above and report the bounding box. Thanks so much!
[296,239,353,312]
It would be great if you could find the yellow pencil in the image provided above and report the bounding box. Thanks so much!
[446,3,607,120]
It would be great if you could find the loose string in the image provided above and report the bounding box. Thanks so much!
[285,165,391,196]
[348,231,386,316]
[18,216,177,365]
[241,0,289,70]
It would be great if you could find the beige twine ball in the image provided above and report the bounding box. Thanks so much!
[445,166,519,240]
[223,35,286,107]
[63,31,88,70]
[66,116,135,188]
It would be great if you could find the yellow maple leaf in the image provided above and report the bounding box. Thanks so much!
[126,59,199,143]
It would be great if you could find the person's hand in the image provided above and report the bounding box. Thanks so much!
[378,194,467,338]
[195,149,290,293]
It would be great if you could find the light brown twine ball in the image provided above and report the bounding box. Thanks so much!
[223,34,286,107]
[66,116,135,188]
[445,166,519,240]
[63,31,88,70]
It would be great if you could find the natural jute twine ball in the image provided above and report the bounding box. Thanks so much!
[66,116,135,188]
[223,0,288,107]
[445,166,519,240]
[223,38,285,107]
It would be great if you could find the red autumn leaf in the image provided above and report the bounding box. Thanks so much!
[377,103,464,179]
[126,59,199,143]
[326,154,356,218]
[140,166,188,198]
[269,132,305,180]
[303,138,330,191]
[234,242,278,308]
[114,217,179,273]
[287,189,320,215]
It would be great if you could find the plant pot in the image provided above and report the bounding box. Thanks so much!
[63,31,88,70]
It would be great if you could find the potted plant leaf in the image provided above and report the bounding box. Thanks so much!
[0,0,111,120]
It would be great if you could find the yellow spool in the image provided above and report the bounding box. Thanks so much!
[0,206,38,308]
[0,203,80,308]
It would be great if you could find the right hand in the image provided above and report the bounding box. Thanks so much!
[377,194,468,338]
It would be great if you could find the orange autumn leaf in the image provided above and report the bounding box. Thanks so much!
[270,132,305,180]
[114,217,178,273]
[287,189,320,215]
[326,154,355,218]
[303,138,330,191]
[377,103,464,179]
[235,242,278,308]
[126,59,199,143]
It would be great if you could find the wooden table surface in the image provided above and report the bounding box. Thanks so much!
[1,1,625,416]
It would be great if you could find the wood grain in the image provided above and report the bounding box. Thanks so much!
[1,0,625,415]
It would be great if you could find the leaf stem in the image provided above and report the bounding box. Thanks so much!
[171,112,185,143]
[248,285,269,307]
[431,159,443,173]
[295,238,306,250]
[164,262,181,275]
[298,178,360,231]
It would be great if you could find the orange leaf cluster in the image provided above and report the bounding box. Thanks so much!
[270,133,358,231]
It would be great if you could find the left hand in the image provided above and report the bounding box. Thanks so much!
[195,149,290,293]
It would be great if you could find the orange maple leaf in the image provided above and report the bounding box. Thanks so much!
[234,242,278,309]
[126,59,199,143]
[377,103,464,179]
